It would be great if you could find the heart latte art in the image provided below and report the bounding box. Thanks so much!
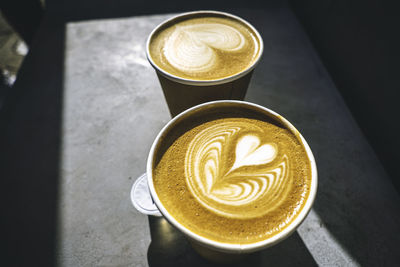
[164,24,246,74]
[154,116,312,244]
[185,122,291,218]
[149,15,261,80]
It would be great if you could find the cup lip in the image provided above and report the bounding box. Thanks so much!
[145,10,264,86]
[146,100,318,253]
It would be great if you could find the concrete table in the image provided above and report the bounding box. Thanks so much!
[2,3,400,267]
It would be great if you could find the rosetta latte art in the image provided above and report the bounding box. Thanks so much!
[185,122,291,218]
[163,23,246,74]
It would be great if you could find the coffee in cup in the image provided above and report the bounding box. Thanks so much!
[145,101,317,253]
[146,11,264,117]
[149,13,261,81]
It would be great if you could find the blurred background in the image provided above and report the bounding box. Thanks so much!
[0,14,27,89]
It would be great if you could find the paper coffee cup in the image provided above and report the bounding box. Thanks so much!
[132,100,318,260]
[146,11,264,117]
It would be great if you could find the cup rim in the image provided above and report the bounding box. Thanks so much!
[146,10,264,86]
[146,100,318,253]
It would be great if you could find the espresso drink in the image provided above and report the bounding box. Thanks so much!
[153,107,312,244]
[149,14,261,80]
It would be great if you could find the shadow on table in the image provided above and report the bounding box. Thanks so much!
[0,14,65,266]
[147,216,317,267]
[50,0,272,22]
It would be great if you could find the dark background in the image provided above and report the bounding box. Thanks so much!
[290,0,400,193]
[1,0,399,266]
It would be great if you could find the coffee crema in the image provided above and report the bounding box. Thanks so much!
[154,115,312,244]
[149,14,261,80]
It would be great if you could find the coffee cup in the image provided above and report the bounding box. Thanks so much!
[146,11,264,117]
[131,100,317,260]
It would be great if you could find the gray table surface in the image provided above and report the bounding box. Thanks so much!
[57,5,400,267]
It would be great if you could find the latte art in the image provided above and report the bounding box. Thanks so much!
[164,23,246,74]
[154,115,312,244]
[149,15,261,80]
[185,122,291,218]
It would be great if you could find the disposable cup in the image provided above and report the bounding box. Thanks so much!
[131,100,318,261]
[146,11,264,117]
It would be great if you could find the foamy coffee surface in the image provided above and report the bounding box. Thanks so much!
[154,114,312,244]
[149,15,260,80]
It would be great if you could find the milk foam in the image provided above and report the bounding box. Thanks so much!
[163,23,246,74]
[154,115,312,244]
[185,122,290,218]
[231,135,277,172]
